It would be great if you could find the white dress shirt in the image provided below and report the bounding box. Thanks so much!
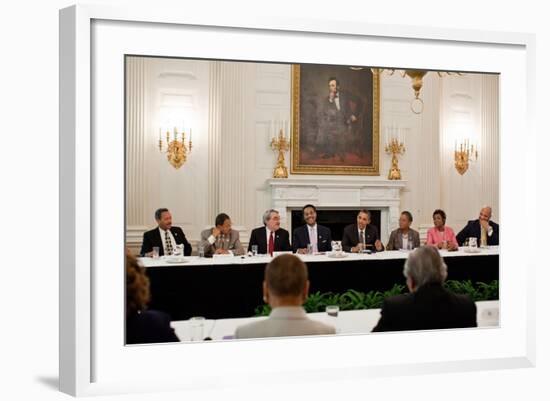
[401,233,409,250]
[330,92,341,110]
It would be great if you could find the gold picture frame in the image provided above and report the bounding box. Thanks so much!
[291,64,380,175]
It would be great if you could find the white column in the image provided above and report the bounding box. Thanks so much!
[217,62,248,224]
[417,73,441,227]
[481,74,500,221]
[125,57,149,227]
[208,62,222,221]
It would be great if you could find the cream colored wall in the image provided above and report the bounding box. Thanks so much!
[126,57,499,250]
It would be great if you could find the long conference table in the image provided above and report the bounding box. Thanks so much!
[140,246,499,321]
[170,300,500,342]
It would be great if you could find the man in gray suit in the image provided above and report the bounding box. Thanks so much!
[386,211,421,251]
[199,213,245,257]
[235,254,335,339]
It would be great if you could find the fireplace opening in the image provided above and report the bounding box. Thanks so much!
[290,209,382,241]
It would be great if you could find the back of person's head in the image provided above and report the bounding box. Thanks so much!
[126,248,150,315]
[403,245,448,289]
[265,254,308,298]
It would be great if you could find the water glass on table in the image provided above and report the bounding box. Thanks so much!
[152,246,160,259]
[326,305,340,333]
[189,316,205,341]
[198,245,205,258]
[306,244,314,255]
[251,245,258,256]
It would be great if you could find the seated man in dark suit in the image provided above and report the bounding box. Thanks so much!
[140,208,192,256]
[292,204,332,254]
[248,209,291,255]
[341,209,384,252]
[456,206,499,246]
[372,245,477,332]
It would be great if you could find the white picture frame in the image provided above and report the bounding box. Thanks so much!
[59,4,536,397]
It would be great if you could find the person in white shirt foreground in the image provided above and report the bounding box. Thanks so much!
[235,254,335,339]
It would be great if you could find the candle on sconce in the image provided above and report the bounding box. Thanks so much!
[189,128,192,142]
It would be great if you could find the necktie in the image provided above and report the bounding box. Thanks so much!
[359,230,365,246]
[165,230,173,255]
[481,225,488,246]
[310,226,318,253]
[215,234,223,250]
[268,231,275,256]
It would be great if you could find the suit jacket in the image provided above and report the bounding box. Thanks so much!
[126,309,180,344]
[199,228,245,257]
[456,219,499,246]
[341,223,384,252]
[140,226,192,256]
[247,226,292,254]
[234,306,335,339]
[372,283,477,332]
[292,224,332,253]
[386,228,421,250]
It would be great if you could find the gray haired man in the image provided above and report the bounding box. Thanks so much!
[372,245,477,332]
[248,209,292,255]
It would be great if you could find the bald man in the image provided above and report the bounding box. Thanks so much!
[456,206,499,247]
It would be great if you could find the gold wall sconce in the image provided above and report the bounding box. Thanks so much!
[158,127,192,169]
[454,139,478,175]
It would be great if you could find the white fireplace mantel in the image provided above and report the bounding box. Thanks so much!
[267,177,407,243]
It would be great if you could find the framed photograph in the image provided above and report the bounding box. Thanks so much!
[291,64,380,175]
[60,4,535,397]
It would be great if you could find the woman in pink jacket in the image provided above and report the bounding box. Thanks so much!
[426,209,458,251]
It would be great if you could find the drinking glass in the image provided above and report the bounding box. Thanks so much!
[468,237,478,248]
[152,246,160,259]
[189,316,205,341]
[251,245,258,256]
[326,305,340,333]
[306,244,314,254]
[198,245,205,258]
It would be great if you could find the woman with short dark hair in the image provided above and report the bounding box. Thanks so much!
[426,209,458,251]
[386,211,420,250]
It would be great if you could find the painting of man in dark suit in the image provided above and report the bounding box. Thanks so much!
[291,64,379,175]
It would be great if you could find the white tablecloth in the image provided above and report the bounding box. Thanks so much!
[141,246,499,268]
[171,300,500,341]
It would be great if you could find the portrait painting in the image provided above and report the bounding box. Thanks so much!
[291,64,380,175]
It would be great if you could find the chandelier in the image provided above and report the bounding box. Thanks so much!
[360,68,462,114]
[158,127,192,169]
